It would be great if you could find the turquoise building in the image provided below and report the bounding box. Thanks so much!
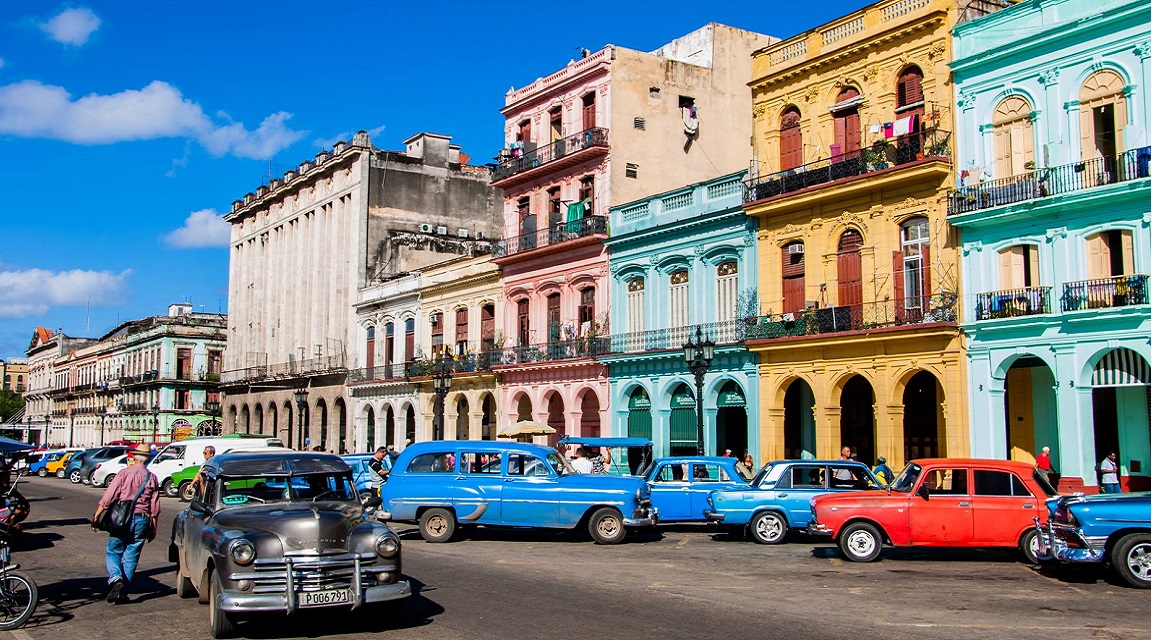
[601,172,760,460]
[950,0,1151,491]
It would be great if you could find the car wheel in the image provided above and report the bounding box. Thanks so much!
[101,474,116,489]
[1111,533,1151,589]
[838,522,883,562]
[588,507,626,545]
[750,511,788,545]
[89,472,103,488]
[162,478,178,498]
[55,469,66,479]
[208,571,236,638]
[36,468,47,478]
[68,469,82,484]
[180,481,196,502]
[175,553,196,599]
[1017,529,1041,564]
[419,508,456,543]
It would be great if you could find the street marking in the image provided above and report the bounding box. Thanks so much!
[879,621,1145,632]
[7,628,34,640]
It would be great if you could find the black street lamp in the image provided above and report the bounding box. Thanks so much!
[100,406,108,447]
[43,415,49,447]
[24,415,31,446]
[151,404,161,446]
[207,399,221,436]
[682,326,715,456]
[431,350,452,441]
[293,388,309,450]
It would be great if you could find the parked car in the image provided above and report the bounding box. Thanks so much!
[643,456,752,523]
[705,459,883,543]
[90,454,132,488]
[808,458,1058,563]
[169,449,410,638]
[63,449,96,483]
[47,451,78,478]
[149,435,285,498]
[76,446,131,484]
[30,448,82,477]
[1036,491,1151,588]
[342,453,391,500]
[381,441,658,544]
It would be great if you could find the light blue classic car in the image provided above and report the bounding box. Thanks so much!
[380,441,658,544]
[704,459,883,544]
[1036,491,1151,588]
[643,456,753,523]
[341,453,392,500]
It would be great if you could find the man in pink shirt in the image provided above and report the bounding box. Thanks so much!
[91,444,160,604]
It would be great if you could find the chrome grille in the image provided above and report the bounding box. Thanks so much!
[232,552,383,594]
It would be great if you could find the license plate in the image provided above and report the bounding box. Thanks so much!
[299,588,351,608]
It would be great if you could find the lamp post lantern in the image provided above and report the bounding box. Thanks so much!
[431,349,453,441]
[682,326,715,456]
[207,399,221,436]
[43,415,49,447]
[293,388,309,450]
[151,404,161,446]
[100,405,108,447]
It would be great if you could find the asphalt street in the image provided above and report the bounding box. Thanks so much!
[2,476,1147,640]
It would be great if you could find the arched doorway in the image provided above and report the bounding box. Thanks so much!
[1090,348,1151,491]
[283,401,294,449]
[254,405,264,436]
[455,397,469,440]
[241,406,251,434]
[366,407,376,452]
[579,391,601,438]
[335,399,347,453]
[1004,356,1058,467]
[404,405,416,444]
[902,371,942,462]
[546,393,564,447]
[385,406,396,448]
[267,403,278,440]
[840,375,875,465]
[317,400,329,451]
[669,383,698,456]
[783,379,816,459]
[299,404,310,450]
[481,395,496,439]
[516,395,533,422]
[627,388,652,439]
[715,381,748,458]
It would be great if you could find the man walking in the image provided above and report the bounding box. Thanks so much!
[1035,446,1057,487]
[1099,452,1121,494]
[368,446,390,496]
[92,444,160,604]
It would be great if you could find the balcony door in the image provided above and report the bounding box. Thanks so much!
[582,92,596,130]
[837,230,863,310]
[780,107,803,171]
[832,88,861,157]
[547,294,561,345]
[781,243,806,313]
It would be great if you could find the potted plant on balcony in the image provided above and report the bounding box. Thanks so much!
[926,133,951,158]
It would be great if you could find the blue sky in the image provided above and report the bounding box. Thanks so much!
[0,1,865,359]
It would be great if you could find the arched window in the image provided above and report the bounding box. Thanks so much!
[1079,70,1128,169]
[832,87,861,156]
[896,66,924,112]
[455,307,468,355]
[627,278,645,334]
[716,261,739,320]
[384,322,394,375]
[780,107,803,170]
[365,325,376,375]
[582,92,596,130]
[998,244,1041,289]
[578,287,596,332]
[992,96,1035,178]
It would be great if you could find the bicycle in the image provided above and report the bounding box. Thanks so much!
[0,468,38,630]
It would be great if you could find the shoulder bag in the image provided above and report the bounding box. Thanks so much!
[97,475,148,533]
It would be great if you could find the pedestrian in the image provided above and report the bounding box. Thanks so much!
[91,444,160,604]
[386,444,399,464]
[872,457,895,485]
[722,449,732,458]
[741,454,755,475]
[368,446,390,496]
[834,446,854,481]
[191,446,216,498]
[1035,446,1058,487]
[1099,452,1121,494]
[587,446,611,474]
[570,447,593,474]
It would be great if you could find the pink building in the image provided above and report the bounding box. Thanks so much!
[490,24,777,439]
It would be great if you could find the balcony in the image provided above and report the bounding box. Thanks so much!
[221,354,347,385]
[491,338,610,367]
[493,215,608,259]
[603,320,747,355]
[974,287,1052,321]
[744,129,951,204]
[949,147,1151,216]
[490,128,609,188]
[745,294,957,343]
[1061,275,1149,312]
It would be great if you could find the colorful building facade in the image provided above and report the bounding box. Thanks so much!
[602,172,761,459]
[950,0,1151,491]
[743,0,969,469]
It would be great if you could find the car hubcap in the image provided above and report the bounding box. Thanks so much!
[757,516,783,541]
[598,517,620,538]
[427,516,447,536]
[848,531,875,557]
[1127,542,1151,582]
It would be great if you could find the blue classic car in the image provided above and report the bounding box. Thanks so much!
[643,456,753,523]
[341,453,391,500]
[381,441,657,544]
[704,459,883,544]
[1036,491,1151,588]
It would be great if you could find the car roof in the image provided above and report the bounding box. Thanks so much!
[907,458,1038,471]
[767,459,872,465]
[206,450,350,476]
[556,436,652,448]
[654,456,741,464]
[400,440,557,456]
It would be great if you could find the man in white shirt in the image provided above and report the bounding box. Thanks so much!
[570,447,593,474]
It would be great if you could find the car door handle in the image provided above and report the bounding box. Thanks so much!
[958,502,971,507]
[778,493,788,498]
[455,476,467,481]
[1022,503,1034,509]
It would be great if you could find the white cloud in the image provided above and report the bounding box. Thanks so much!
[165,209,230,249]
[0,267,130,319]
[40,8,101,46]
[0,80,307,160]
[313,124,385,150]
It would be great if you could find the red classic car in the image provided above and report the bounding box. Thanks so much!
[808,458,1059,563]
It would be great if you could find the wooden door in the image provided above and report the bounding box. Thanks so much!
[780,109,803,170]
[782,243,806,313]
[837,231,863,308]
[518,120,531,144]
[582,93,596,130]
[1085,234,1108,279]
[547,294,561,342]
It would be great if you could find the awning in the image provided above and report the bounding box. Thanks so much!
[829,95,864,113]
[1090,349,1150,388]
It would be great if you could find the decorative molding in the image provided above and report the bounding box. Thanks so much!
[810,217,825,229]
[1135,41,1152,59]
[1063,99,1081,111]
[743,234,756,247]
[868,204,885,218]
[1028,109,1042,123]
[757,229,773,241]
[753,104,768,118]
[927,42,946,61]
[804,85,820,103]
[961,241,982,255]
[1039,68,1060,86]
[1045,227,1068,241]
[956,90,975,110]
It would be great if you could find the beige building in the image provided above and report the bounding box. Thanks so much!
[1,358,27,394]
[221,131,502,452]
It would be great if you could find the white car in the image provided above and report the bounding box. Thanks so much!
[90,455,129,488]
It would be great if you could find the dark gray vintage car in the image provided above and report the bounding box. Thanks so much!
[169,450,411,638]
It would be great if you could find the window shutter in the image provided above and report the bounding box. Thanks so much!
[1009,125,1027,177]
[1121,230,1134,274]
[1007,245,1025,289]
[921,244,932,299]
[1079,106,1094,162]
[1114,97,1129,150]
[999,249,1014,288]
[993,127,1011,178]
[1027,246,1040,287]
[1085,234,1107,279]
[893,250,906,322]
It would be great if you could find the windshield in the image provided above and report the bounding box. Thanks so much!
[751,462,776,487]
[547,453,574,476]
[219,472,357,506]
[732,463,754,482]
[889,462,922,493]
[1032,469,1059,497]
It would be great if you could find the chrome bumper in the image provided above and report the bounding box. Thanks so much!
[218,580,411,613]
[1034,519,1107,564]
[703,510,725,523]
[225,553,410,614]
[806,522,834,537]
[625,506,658,527]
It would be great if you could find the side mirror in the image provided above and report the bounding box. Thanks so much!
[189,500,213,516]
[916,485,930,500]
[362,495,382,508]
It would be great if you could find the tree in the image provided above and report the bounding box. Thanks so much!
[0,390,25,423]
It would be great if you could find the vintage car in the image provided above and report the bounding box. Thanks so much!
[169,450,410,638]
[705,459,882,543]
[30,449,81,477]
[381,441,657,544]
[808,458,1057,562]
[644,456,752,523]
[342,453,392,500]
[1036,491,1151,588]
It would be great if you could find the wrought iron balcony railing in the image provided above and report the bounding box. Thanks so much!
[493,128,609,182]
[221,354,347,385]
[604,320,747,354]
[974,286,1052,321]
[1061,275,1149,312]
[948,147,1151,215]
[745,294,957,342]
[490,338,610,366]
[744,129,952,203]
[493,215,608,258]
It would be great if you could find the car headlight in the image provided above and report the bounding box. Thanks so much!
[706,495,713,507]
[636,488,643,502]
[375,535,400,558]
[229,539,256,566]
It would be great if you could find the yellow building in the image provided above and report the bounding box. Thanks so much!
[743,0,968,469]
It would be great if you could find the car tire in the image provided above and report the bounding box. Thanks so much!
[100,474,116,489]
[68,469,82,484]
[588,507,626,545]
[162,478,178,499]
[838,522,883,562]
[89,472,103,488]
[419,508,456,543]
[180,481,196,502]
[1111,533,1151,589]
[1017,528,1041,564]
[36,468,47,478]
[750,511,788,545]
[175,553,196,599]
[208,571,236,639]
[55,469,66,479]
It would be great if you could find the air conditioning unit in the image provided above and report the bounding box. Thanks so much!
[457,228,469,238]
[788,244,805,255]
[436,226,448,235]
[419,223,432,233]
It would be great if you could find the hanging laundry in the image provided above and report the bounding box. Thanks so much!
[893,115,916,137]
[882,122,894,139]
[870,124,882,134]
